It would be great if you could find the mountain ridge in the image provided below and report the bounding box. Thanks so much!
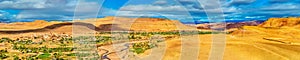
[0,17,197,34]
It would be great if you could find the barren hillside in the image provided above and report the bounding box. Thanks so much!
[158,17,300,60]
[0,17,197,33]
[259,17,300,28]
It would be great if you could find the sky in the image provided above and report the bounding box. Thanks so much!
[0,0,300,23]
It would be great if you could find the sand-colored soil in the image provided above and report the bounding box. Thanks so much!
[1,17,300,60]
[0,17,196,33]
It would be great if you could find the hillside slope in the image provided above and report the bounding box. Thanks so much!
[0,17,197,34]
[259,17,300,28]
[227,17,300,60]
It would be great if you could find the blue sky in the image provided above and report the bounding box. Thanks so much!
[0,0,300,23]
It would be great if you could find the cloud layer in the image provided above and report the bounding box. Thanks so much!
[0,0,300,23]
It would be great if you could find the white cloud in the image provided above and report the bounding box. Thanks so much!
[269,0,290,3]
[1,0,300,22]
[106,4,194,22]
[114,4,199,18]
[120,5,187,12]
[116,1,239,17]
[261,4,299,10]
[0,10,13,19]
[0,0,49,9]
[16,0,102,20]
[178,0,195,3]
[0,0,74,10]
[230,0,256,4]
[223,0,256,7]
[99,8,118,16]
[153,0,167,5]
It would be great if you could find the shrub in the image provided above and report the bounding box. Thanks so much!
[37,53,51,59]
[0,53,8,59]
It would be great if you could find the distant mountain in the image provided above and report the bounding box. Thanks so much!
[231,17,300,37]
[193,20,265,24]
[196,20,264,30]
[259,17,300,27]
[0,17,197,34]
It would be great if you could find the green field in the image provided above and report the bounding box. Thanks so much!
[0,31,221,60]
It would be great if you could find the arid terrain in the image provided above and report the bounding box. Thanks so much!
[1,17,300,60]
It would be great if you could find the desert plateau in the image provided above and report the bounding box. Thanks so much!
[1,0,300,60]
[1,17,300,60]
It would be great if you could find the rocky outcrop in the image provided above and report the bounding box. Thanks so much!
[231,17,300,35]
[94,16,197,32]
[0,17,197,34]
[258,17,300,27]
[196,21,263,29]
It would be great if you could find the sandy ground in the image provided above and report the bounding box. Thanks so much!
[93,32,300,60]
[1,17,300,60]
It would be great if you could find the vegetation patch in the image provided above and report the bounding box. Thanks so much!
[130,42,157,54]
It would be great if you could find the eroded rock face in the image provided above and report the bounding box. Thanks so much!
[231,17,300,35]
[258,17,300,27]
[0,17,197,33]
[94,17,197,32]
[196,21,263,30]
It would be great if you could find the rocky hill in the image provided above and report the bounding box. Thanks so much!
[0,17,197,34]
[258,17,300,28]
[196,20,263,30]
[232,17,300,36]
[225,17,300,60]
